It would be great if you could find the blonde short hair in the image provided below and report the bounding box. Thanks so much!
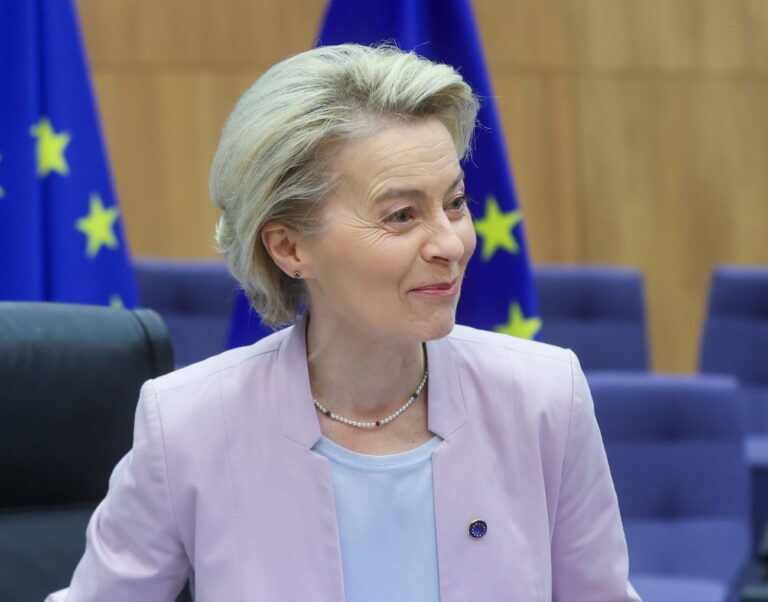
[210,43,479,326]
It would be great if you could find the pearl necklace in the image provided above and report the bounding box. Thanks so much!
[313,368,428,429]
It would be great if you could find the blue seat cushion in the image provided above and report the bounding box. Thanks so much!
[631,573,728,602]
[624,518,749,582]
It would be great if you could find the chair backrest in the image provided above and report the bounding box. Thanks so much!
[700,265,768,386]
[589,373,750,582]
[534,265,649,371]
[134,258,239,367]
[0,302,174,509]
[700,266,768,433]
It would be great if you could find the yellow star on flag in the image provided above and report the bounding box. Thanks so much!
[495,302,542,340]
[109,294,125,308]
[75,193,120,258]
[30,117,71,177]
[474,195,523,261]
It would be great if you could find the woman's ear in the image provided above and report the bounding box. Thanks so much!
[261,222,310,279]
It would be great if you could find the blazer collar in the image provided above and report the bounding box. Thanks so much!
[425,333,467,439]
[276,314,468,449]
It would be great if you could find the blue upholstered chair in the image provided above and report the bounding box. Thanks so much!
[134,258,239,368]
[700,265,768,555]
[700,266,768,433]
[589,374,750,602]
[534,265,649,372]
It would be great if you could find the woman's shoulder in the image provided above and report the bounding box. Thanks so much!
[134,327,294,465]
[151,326,290,395]
[446,323,574,368]
[138,326,292,432]
[443,324,582,421]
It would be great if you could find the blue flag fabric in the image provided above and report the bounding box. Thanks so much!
[227,0,540,347]
[0,0,137,308]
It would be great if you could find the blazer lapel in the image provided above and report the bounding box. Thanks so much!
[276,314,323,448]
[221,317,346,601]
[428,336,543,602]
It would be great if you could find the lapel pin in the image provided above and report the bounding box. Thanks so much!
[468,519,487,539]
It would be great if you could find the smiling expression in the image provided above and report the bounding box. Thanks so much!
[298,117,477,344]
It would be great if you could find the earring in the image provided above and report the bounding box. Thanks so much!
[292,271,302,279]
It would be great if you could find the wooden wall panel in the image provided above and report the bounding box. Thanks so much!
[479,0,768,372]
[572,75,768,371]
[77,0,326,260]
[92,71,169,256]
[92,70,259,257]
[476,0,577,69]
[577,77,704,371]
[495,74,582,263]
[77,0,768,372]
[745,0,768,73]
[77,0,327,68]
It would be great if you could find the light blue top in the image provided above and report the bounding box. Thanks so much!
[312,435,443,602]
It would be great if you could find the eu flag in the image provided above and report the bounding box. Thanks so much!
[227,0,540,347]
[0,0,137,308]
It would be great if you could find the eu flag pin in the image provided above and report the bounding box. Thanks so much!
[468,519,487,539]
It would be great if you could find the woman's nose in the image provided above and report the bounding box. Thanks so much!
[422,215,466,264]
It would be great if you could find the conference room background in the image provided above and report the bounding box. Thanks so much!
[75,0,768,373]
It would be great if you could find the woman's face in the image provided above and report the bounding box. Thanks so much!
[300,117,477,344]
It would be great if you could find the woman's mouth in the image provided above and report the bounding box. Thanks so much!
[409,278,460,297]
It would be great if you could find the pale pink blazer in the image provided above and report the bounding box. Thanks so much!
[48,317,640,601]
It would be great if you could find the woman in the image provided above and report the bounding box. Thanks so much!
[48,44,639,601]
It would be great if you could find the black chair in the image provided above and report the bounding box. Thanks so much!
[0,302,177,602]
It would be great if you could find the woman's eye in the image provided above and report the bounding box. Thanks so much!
[386,208,414,224]
[447,195,470,211]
